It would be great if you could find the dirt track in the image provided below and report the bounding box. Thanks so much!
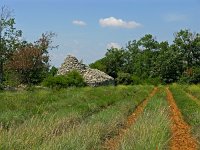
[103,87,158,150]
[166,87,197,150]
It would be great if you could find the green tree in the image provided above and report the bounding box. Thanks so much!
[48,66,58,76]
[89,57,107,73]
[173,29,200,73]
[156,44,183,83]
[135,34,159,78]
[104,47,126,78]
[7,32,56,85]
[0,6,22,83]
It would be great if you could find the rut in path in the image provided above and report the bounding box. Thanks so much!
[166,87,197,150]
[103,87,158,150]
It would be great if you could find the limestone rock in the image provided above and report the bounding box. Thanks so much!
[57,55,114,87]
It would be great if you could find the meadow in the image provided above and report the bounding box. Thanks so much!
[0,84,200,150]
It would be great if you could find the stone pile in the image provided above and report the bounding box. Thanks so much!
[57,55,114,87]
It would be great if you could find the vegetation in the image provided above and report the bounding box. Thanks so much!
[119,87,171,150]
[0,85,153,149]
[0,5,200,87]
[90,31,200,85]
[0,6,56,87]
[0,6,22,84]
[42,70,86,89]
[169,84,200,144]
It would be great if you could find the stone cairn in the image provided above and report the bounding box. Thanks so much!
[57,55,114,87]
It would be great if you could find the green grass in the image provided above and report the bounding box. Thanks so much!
[0,85,154,149]
[118,87,171,150]
[169,84,200,146]
[0,85,151,128]
[184,84,200,101]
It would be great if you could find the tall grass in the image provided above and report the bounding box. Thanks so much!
[0,85,151,128]
[118,87,171,150]
[0,85,154,149]
[185,84,200,100]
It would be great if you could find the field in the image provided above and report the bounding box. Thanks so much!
[0,84,200,150]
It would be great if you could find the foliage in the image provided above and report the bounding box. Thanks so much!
[3,69,20,86]
[179,67,200,84]
[90,29,200,84]
[115,72,132,85]
[131,75,142,85]
[42,70,86,89]
[0,83,4,90]
[0,6,22,83]
[48,66,58,77]
[89,57,107,73]
[6,32,56,85]
[143,77,161,86]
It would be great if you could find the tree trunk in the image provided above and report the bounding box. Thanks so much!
[0,61,3,84]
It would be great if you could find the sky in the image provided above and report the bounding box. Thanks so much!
[1,0,200,67]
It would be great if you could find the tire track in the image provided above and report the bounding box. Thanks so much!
[166,87,197,150]
[102,87,158,150]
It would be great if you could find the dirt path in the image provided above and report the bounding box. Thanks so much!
[166,87,197,150]
[102,87,158,150]
[185,92,200,106]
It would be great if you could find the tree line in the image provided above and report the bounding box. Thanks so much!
[90,30,200,84]
[1,6,200,88]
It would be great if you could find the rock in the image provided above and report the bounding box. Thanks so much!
[57,55,114,87]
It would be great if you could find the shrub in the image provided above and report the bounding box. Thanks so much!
[143,77,161,86]
[116,72,132,85]
[131,75,142,85]
[0,83,4,91]
[65,70,86,87]
[179,67,200,84]
[42,70,86,89]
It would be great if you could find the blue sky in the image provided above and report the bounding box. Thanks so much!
[1,0,200,67]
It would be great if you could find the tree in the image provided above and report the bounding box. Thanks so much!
[135,34,159,78]
[156,44,183,83]
[6,32,56,84]
[173,29,200,74]
[104,47,126,78]
[89,57,107,73]
[0,6,22,83]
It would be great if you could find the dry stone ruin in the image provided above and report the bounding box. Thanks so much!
[57,55,114,87]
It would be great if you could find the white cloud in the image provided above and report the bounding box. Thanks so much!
[72,20,87,26]
[164,14,187,22]
[99,17,141,29]
[106,42,121,49]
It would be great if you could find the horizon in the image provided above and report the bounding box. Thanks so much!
[1,0,200,67]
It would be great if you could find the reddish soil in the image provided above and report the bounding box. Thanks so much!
[103,87,158,150]
[166,87,197,150]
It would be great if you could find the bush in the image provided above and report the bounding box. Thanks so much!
[143,77,161,86]
[116,72,132,85]
[131,75,142,85]
[179,67,200,84]
[0,83,4,91]
[42,70,86,89]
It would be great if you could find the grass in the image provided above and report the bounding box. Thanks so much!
[169,84,200,146]
[0,85,150,128]
[0,85,154,149]
[118,86,171,150]
[184,84,200,100]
